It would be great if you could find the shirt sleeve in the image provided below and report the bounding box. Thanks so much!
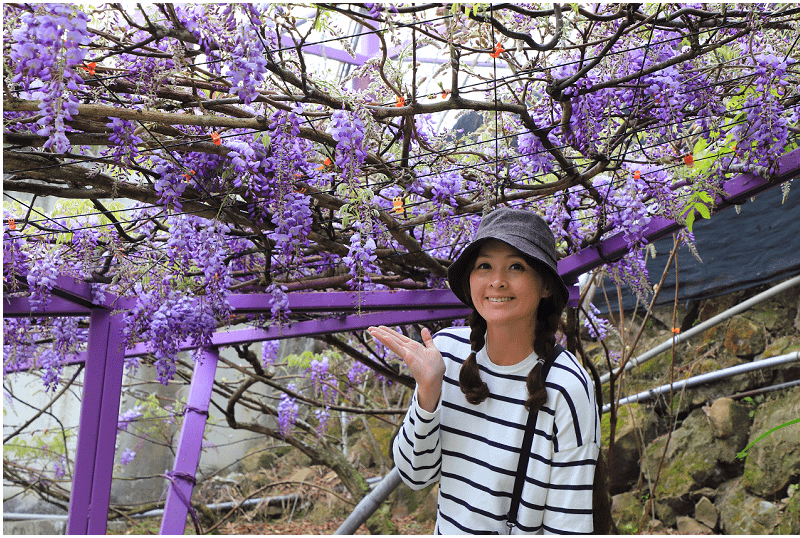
[392,388,442,490]
[541,441,598,534]
[541,360,600,535]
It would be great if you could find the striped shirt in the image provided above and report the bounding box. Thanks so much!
[393,327,600,535]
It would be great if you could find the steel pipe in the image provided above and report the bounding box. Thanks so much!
[334,467,403,535]
[600,274,800,385]
[602,352,800,413]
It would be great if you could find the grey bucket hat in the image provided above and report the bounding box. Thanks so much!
[446,207,569,307]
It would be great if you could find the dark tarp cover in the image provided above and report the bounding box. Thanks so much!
[596,183,800,313]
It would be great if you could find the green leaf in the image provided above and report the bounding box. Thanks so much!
[697,191,713,204]
[693,137,708,156]
[694,201,711,220]
[685,209,696,232]
[737,417,800,459]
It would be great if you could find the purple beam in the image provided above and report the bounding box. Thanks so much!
[67,309,126,535]
[3,295,91,317]
[558,147,800,285]
[2,275,133,318]
[160,348,219,535]
[126,307,472,357]
[231,286,579,314]
[230,289,465,312]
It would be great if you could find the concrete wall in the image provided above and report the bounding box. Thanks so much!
[3,336,320,517]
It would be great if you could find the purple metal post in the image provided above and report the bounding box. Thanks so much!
[67,308,126,535]
[159,347,219,535]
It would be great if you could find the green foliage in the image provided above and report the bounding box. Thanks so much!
[286,350,318,370]
[337,183,379,229]
[737,417,800,460]
[741,395,764,418]
[682,189,713,232]
[4,426,72,476]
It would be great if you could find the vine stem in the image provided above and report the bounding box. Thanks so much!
[640,234,681,529]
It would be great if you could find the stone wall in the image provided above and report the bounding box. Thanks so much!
[601,278,800,534]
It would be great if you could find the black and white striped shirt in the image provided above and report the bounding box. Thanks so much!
[393,327,600,534]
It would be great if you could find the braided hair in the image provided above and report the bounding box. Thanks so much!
[457,253,567,412]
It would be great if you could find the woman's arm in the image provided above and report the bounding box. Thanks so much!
[392,389,444,490]
[541,358,601,534]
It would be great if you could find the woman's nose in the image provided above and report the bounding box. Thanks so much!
[489,271,507,287]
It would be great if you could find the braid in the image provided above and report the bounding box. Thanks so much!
[525,261,568,412]
[459,310,491,404]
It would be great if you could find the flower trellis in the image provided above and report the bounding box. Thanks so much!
[3,3,800,534]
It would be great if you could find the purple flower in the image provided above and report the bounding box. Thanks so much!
[347,362,370,386]
[118,405,143,431]
[120,448,136,466]
[262,340,280,366]
[278,384,299,438]
[314,407,331,438]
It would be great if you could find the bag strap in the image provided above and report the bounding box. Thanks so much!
[506,344,564,530]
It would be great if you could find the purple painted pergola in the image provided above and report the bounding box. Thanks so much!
[5,148,799,534]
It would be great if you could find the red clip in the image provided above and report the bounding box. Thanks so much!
[8,218,16,231]
[211,132,221,146]
[683,154,694,167]
[294,187,307,194]
[393,197,404,214]
[490,42,505,58]
[316,157,332,170]
[441,89,450,99]
[396,95,405,107]
[182,170,195,182]
[672,327,681,334]
[80,62,96,75]
[634,170,641,180]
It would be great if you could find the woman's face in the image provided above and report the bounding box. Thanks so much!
[468,240,552,331]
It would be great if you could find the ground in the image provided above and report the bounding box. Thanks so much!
[117,512,434,535]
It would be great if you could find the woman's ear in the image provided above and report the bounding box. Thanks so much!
[542,284,553,299]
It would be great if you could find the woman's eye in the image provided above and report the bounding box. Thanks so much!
[476,262,491,270]
[510,263,525,271]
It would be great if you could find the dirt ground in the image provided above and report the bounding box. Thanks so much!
[217,513,435,535]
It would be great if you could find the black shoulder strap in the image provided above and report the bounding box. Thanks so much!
[506,344,565,530]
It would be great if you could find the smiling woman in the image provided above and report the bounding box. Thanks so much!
[368,207,601,534]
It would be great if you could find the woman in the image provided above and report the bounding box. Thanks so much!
[368,207,600,534]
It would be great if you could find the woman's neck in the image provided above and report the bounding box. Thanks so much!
[485,323,536,366]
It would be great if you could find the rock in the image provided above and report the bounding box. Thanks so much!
[652,496,689,529]
[776,487,800,535]
[416,483,439,522]
[694,495,718,530]
[716,478,779,534]
[602,404,657,493]
[610,491,644,533]
[288,467,315,484]
[704,397,749,440]
[240,440,284,473]
[642,407,749,498]
[676,515,712,534]
[741,386,800,499]
[642,518,665,533]
[747,306,784,332]
[724,316,765,358]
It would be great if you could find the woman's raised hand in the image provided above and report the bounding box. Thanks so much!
[367,326,444,412]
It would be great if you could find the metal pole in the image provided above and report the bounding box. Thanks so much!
[67,309,126,535]
[159,347,219,535]
[334,467,403,535]
[603,352,800,413]
[600,274,800,385]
